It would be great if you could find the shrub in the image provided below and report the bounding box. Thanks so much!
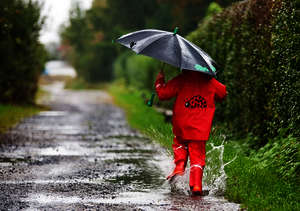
[84,43,118,83]
[0,0,46,104]
[113,51,135,85]
[114,53,160,90]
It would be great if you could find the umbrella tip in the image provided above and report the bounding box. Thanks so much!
[173,27,179,35]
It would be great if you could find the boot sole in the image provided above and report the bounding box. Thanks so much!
[191,189,209,197]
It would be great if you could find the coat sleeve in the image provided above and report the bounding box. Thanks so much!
[155,72,181,100]
[211,78,227,102]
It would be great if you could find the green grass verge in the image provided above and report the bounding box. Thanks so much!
[223,141,299,210]
[108,83,299,211]
[109,83,173,151]
[0,104,42,134]
[0,88,48,135]
[64,78,109,90]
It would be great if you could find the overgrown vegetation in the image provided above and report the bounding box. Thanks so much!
[0,0,47,104]
[0,104,42,134]
[109,83,173,150]
[64,77,109,90]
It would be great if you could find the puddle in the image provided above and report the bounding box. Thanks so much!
[0,156,31,167]
[38,111,68,117]
[22,190,240,210]
[0,179,103,185]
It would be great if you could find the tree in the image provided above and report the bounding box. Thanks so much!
[0,0,47,104]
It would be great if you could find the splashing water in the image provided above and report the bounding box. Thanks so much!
[166,135,237,196]
[205,135,237,196]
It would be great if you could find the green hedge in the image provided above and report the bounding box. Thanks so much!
[187,0,299,142]
[113,52,181,108]
[114,52,182,88]
[0,0,46,104]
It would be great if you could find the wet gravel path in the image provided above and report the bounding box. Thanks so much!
[0,82,240,210]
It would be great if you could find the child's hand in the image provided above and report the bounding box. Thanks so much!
[156,70,164,80]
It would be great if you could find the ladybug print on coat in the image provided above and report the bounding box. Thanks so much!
[184,95,207,109]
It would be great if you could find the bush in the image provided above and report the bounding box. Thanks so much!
[113,51,135,85]
[113,52,182,109]
[114,53,160,90]
[0,0,46,104]
[269,0,300,138]
[84,43,118,83]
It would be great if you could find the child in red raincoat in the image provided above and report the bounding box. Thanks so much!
[155,69,227,195]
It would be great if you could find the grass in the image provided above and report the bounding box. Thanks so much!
[108,82,300,211]
[109,82,173,151]
[64,77,109,90]
[223,141,300,210]
[0,87,48,135]
[0,104,42,134]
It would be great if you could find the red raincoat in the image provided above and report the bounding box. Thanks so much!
[155,70,227,141]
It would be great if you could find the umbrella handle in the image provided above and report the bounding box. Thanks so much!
[147,92,156,107]
[160,62,165,74]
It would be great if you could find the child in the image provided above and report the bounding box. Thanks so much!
[155,69,227,195]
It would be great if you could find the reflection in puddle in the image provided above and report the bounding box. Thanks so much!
[23,191,168,206]
[0,179,103,185]
[23,191,240,210]
[38,111,68,117]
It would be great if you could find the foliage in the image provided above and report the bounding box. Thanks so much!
[270,0,300,138]
[187,0,300,142]
[86,43,118,82]
[64,77,108,90]
[113,51,135,85]
[0,104,42,134]
[252,130,300,182]
[109,83,173,150]
[0,0,47,104]
[158,0,236,35]
[225,149,300,210]
[118,55,160,90]
[113,51,182,109]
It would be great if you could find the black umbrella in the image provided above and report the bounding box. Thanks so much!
[116,28,217,76]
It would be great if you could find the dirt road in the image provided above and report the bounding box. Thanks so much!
[0,82,239,210]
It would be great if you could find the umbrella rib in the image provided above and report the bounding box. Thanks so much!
[182,38,216,73]
[174,36,183,69]
[138,34,171,54]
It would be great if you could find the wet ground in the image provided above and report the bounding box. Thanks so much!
[0,82,240,210]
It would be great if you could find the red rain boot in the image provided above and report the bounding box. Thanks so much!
[167,161,185,180]
[167,139,188,180]
[190,165,203,196]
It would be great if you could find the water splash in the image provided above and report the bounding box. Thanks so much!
[205,135,236,196]
[164,135,237,196]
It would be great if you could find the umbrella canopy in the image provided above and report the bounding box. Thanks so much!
[116,28,217,76]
